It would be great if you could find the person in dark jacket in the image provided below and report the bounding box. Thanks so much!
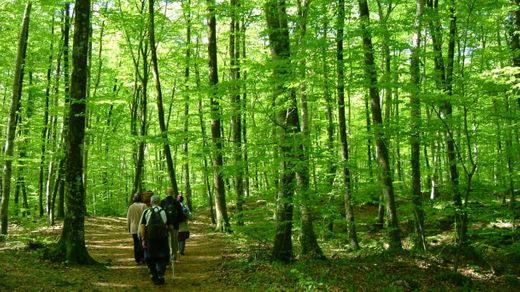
[140,195,170,285]
[160,187,183,260]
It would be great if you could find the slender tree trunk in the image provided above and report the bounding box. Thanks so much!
[207,0,230,232]
[358,0,402,250]
[393,71,403,182]
[230,0,244,226]
[182,0,193,210]
[38,13,56,219]
[1,2,31,236]
[128,0,148,199]
[149,0,179,196]
[295,0,324,259]
[56,0,95,264]
[195,36,215,223]
[376,0,393,136]
[132,51,148,198]
[428,0,464,243]
[508,0,519,207]
[337,0,359,250]
[14,72,34,216]
[321,4,336,193]
[241,14,250,198]
[410,0,427,251]
[320,2,336,234]
[49,2,71,223]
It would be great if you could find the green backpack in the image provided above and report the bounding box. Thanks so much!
[146,207,168,240]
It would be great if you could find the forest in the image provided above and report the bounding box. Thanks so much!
[0,0,519,290]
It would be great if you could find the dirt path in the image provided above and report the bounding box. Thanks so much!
[85,213,231,291]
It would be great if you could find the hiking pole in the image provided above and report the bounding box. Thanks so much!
[171,257,175,280]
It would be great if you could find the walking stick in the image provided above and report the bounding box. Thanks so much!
[171,257,175,279]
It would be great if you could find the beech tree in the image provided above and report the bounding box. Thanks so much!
[0,1,31,236]
[208,0,231,232]
[55,0,95,264]
[358,0,401,250]
[0,0,517,268]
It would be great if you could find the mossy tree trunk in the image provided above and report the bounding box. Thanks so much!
[57,0,95,264]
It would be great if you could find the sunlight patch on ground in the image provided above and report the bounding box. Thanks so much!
[93,282,134,288]
[31,225,62,235]
[92,253,130,258]
[87,217,126,224]
[107,265,142,270]
[460,267,496,281]
[87,232,129,237]
[487,220,514,229]
[87,244,132,250]
[87,238,129,244]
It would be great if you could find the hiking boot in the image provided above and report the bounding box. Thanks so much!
[151,276,160,285]
[158,276,165,285]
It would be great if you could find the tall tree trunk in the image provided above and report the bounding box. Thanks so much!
[45,56,61,218]
[50,2,71,223]
[265,0,300,262]
[195,36,215,223]
[393,68,403,182]
[230,0,244,226]
[321,3,336,193]
[207,0,230,232]
[128,0,148,199]
[376,0,393,134]
[56,0,95,264]
[337,0,359,250]
[38,13,56,218]
[182,0,193,211]
[410,0,427,251]
[508,0,519,207]
[1,2,31,236]
[132,47,148,198]
[14,72,34,216]
[321,3,337,235]
[296,0,324,259]
[149,0,179,196]
[427,0,464,243]
[358,0,402,250]
[241,14,250,198]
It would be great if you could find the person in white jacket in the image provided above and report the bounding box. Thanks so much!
[126,193,147,264]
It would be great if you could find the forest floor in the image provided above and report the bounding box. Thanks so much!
[0,212,237,291]
[1,203,519,291]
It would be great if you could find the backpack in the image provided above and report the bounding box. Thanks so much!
[145,207,168,240]
[164,200,180,224]
[181,204,190,221]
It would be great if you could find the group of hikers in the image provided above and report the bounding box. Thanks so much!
[126,187,192,285]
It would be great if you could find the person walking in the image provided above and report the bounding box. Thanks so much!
[126,193,147,264]
[177,195,192,255]
[140,194,170,285]
[160,187,183,260]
